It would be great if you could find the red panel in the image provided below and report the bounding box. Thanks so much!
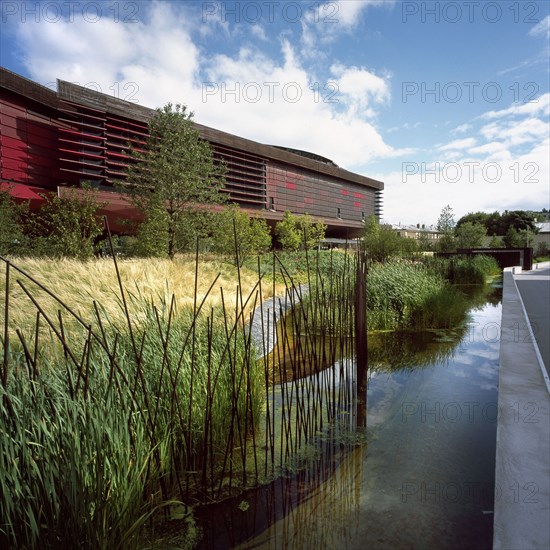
[27,123,55,139]
[1,124,26,138]
[341,189,349,196]
[0,103,26,118]
[353,192,364,199]
[0,116,22,132]
[5,183,44,200]
[2,168,27,183]
[354,201,362,208]
[2,146,28,162]
[286,182,296,190]
[2,157,27,171]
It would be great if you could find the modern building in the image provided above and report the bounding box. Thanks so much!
[0,67,383,238]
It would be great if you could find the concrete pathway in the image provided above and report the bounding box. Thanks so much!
[493,264,550,550]
[514,265,550,380]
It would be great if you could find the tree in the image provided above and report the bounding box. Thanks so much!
[456,209,540,240]
[455,221,487,249]
[121,103,226,259]
[417,232,434,252]
[275,211,326,251]
[27,186,106,260]
[361,215,404,262]
[503,226,524,248]
[436,204,456,252]
[455,211,490,230]
[437,204,455,234]
[503,225,538,248]
[488,235,503,248]
[212,205,272,265]
[0,184,27,254]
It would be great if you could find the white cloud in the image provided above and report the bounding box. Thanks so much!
[13,2,404,170]
[439,138,477,151]
[16,1,200,106]
[250,24,267,41]
[469,142,507,156]
[386,122,420,133]
[330,63,390,117]
[529,15,550,39]
[480,118,548,147]
[379,136,549,225]
[300,0,395,52]
[377,93,549,224]
[332,0,389,27]
[452,123,472,134]
[480,93,550,119]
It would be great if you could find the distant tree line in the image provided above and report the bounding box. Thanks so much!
[435,205,546,255]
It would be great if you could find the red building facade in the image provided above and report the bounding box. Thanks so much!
[1,68,383,238]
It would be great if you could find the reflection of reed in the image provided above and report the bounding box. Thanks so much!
[368,327,467,373]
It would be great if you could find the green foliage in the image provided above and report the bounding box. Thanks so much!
[455,221,487,248]
[0,184,27,254]
[120,103,226,259]
[417,231,435,252]
[366,261,469,331]
[361,215,414,262]
[456,209,538,236]
[246,249,352,286]
[503,226,524,248]
[0,266,263,547]
[535,241,549,258]
[437,204,455,234]
[212,205,272,265]
[26,186,105,260]
[275,211,326,251]
[436,205,457,252]
[425,255,500,285]
[488,235,503,248]
[436,233,457,252]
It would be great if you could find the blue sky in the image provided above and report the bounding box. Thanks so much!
[1,0,549,225]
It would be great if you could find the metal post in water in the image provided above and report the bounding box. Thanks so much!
[354,246,368,428]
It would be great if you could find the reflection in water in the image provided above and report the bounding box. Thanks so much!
[196,286,502,549]
[195,439,366,549]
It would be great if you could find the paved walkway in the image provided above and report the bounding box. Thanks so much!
[493,263,550,550]
[514,265,550,381]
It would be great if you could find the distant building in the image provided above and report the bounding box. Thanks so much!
[534,222,550,250]
[0,67,383,238]
[390,223,441,242]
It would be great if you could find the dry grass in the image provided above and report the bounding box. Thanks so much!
[0,255,284,335]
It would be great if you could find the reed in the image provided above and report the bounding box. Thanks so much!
[0,249,266,548]
[366,260,470,331]
[424,255,500,285]
[0,247,477,547]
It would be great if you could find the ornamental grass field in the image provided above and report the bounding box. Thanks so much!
[0,254,283,548]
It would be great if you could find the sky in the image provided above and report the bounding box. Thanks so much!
[1,0,549,226]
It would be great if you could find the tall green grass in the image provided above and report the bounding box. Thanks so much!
[0,256,263,548]
[424,255,500,285]
[366,261,470,331]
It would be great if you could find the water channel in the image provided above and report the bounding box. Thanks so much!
[194,283,502,549]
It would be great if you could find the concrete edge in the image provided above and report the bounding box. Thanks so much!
[493,267,550,550]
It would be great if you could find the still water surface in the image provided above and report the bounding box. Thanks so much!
[196,289,502,549]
